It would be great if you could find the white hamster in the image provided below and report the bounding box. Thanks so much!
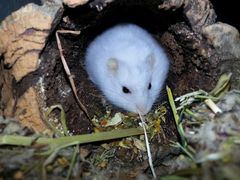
[85,23,169,115]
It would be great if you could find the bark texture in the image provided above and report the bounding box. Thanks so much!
[0,0,239,177]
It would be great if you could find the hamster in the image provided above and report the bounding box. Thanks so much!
[85,23,169,115]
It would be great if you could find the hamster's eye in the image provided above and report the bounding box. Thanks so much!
[122,86,131,94]
[148,83,152,90]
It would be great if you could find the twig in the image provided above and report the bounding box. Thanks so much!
[204,99,222,114]
[0,128,143,148]
[139,113,156,178]
[209,73,232,97]
[166,86,187,147]
[45,104,69,136]
[67,145,79,179]
[172,142,195,161]
[55,30,90,120]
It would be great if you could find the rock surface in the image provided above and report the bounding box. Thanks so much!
[0,1,63,132]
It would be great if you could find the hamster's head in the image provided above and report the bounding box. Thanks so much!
[101,53,165,115]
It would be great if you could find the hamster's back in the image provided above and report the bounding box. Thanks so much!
[85,24,158,83]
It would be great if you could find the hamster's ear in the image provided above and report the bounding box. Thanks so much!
[146,53,156,69]
[107,58,119,74]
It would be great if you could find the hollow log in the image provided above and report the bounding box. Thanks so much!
[0,0,240,176]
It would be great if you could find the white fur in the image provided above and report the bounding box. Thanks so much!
[85,24,169,115]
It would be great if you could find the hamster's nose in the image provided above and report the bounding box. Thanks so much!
[136,105,149,115]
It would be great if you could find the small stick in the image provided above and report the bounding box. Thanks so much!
[55,30,90,119]
[138,113,156,178]
[204,99,222,114]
